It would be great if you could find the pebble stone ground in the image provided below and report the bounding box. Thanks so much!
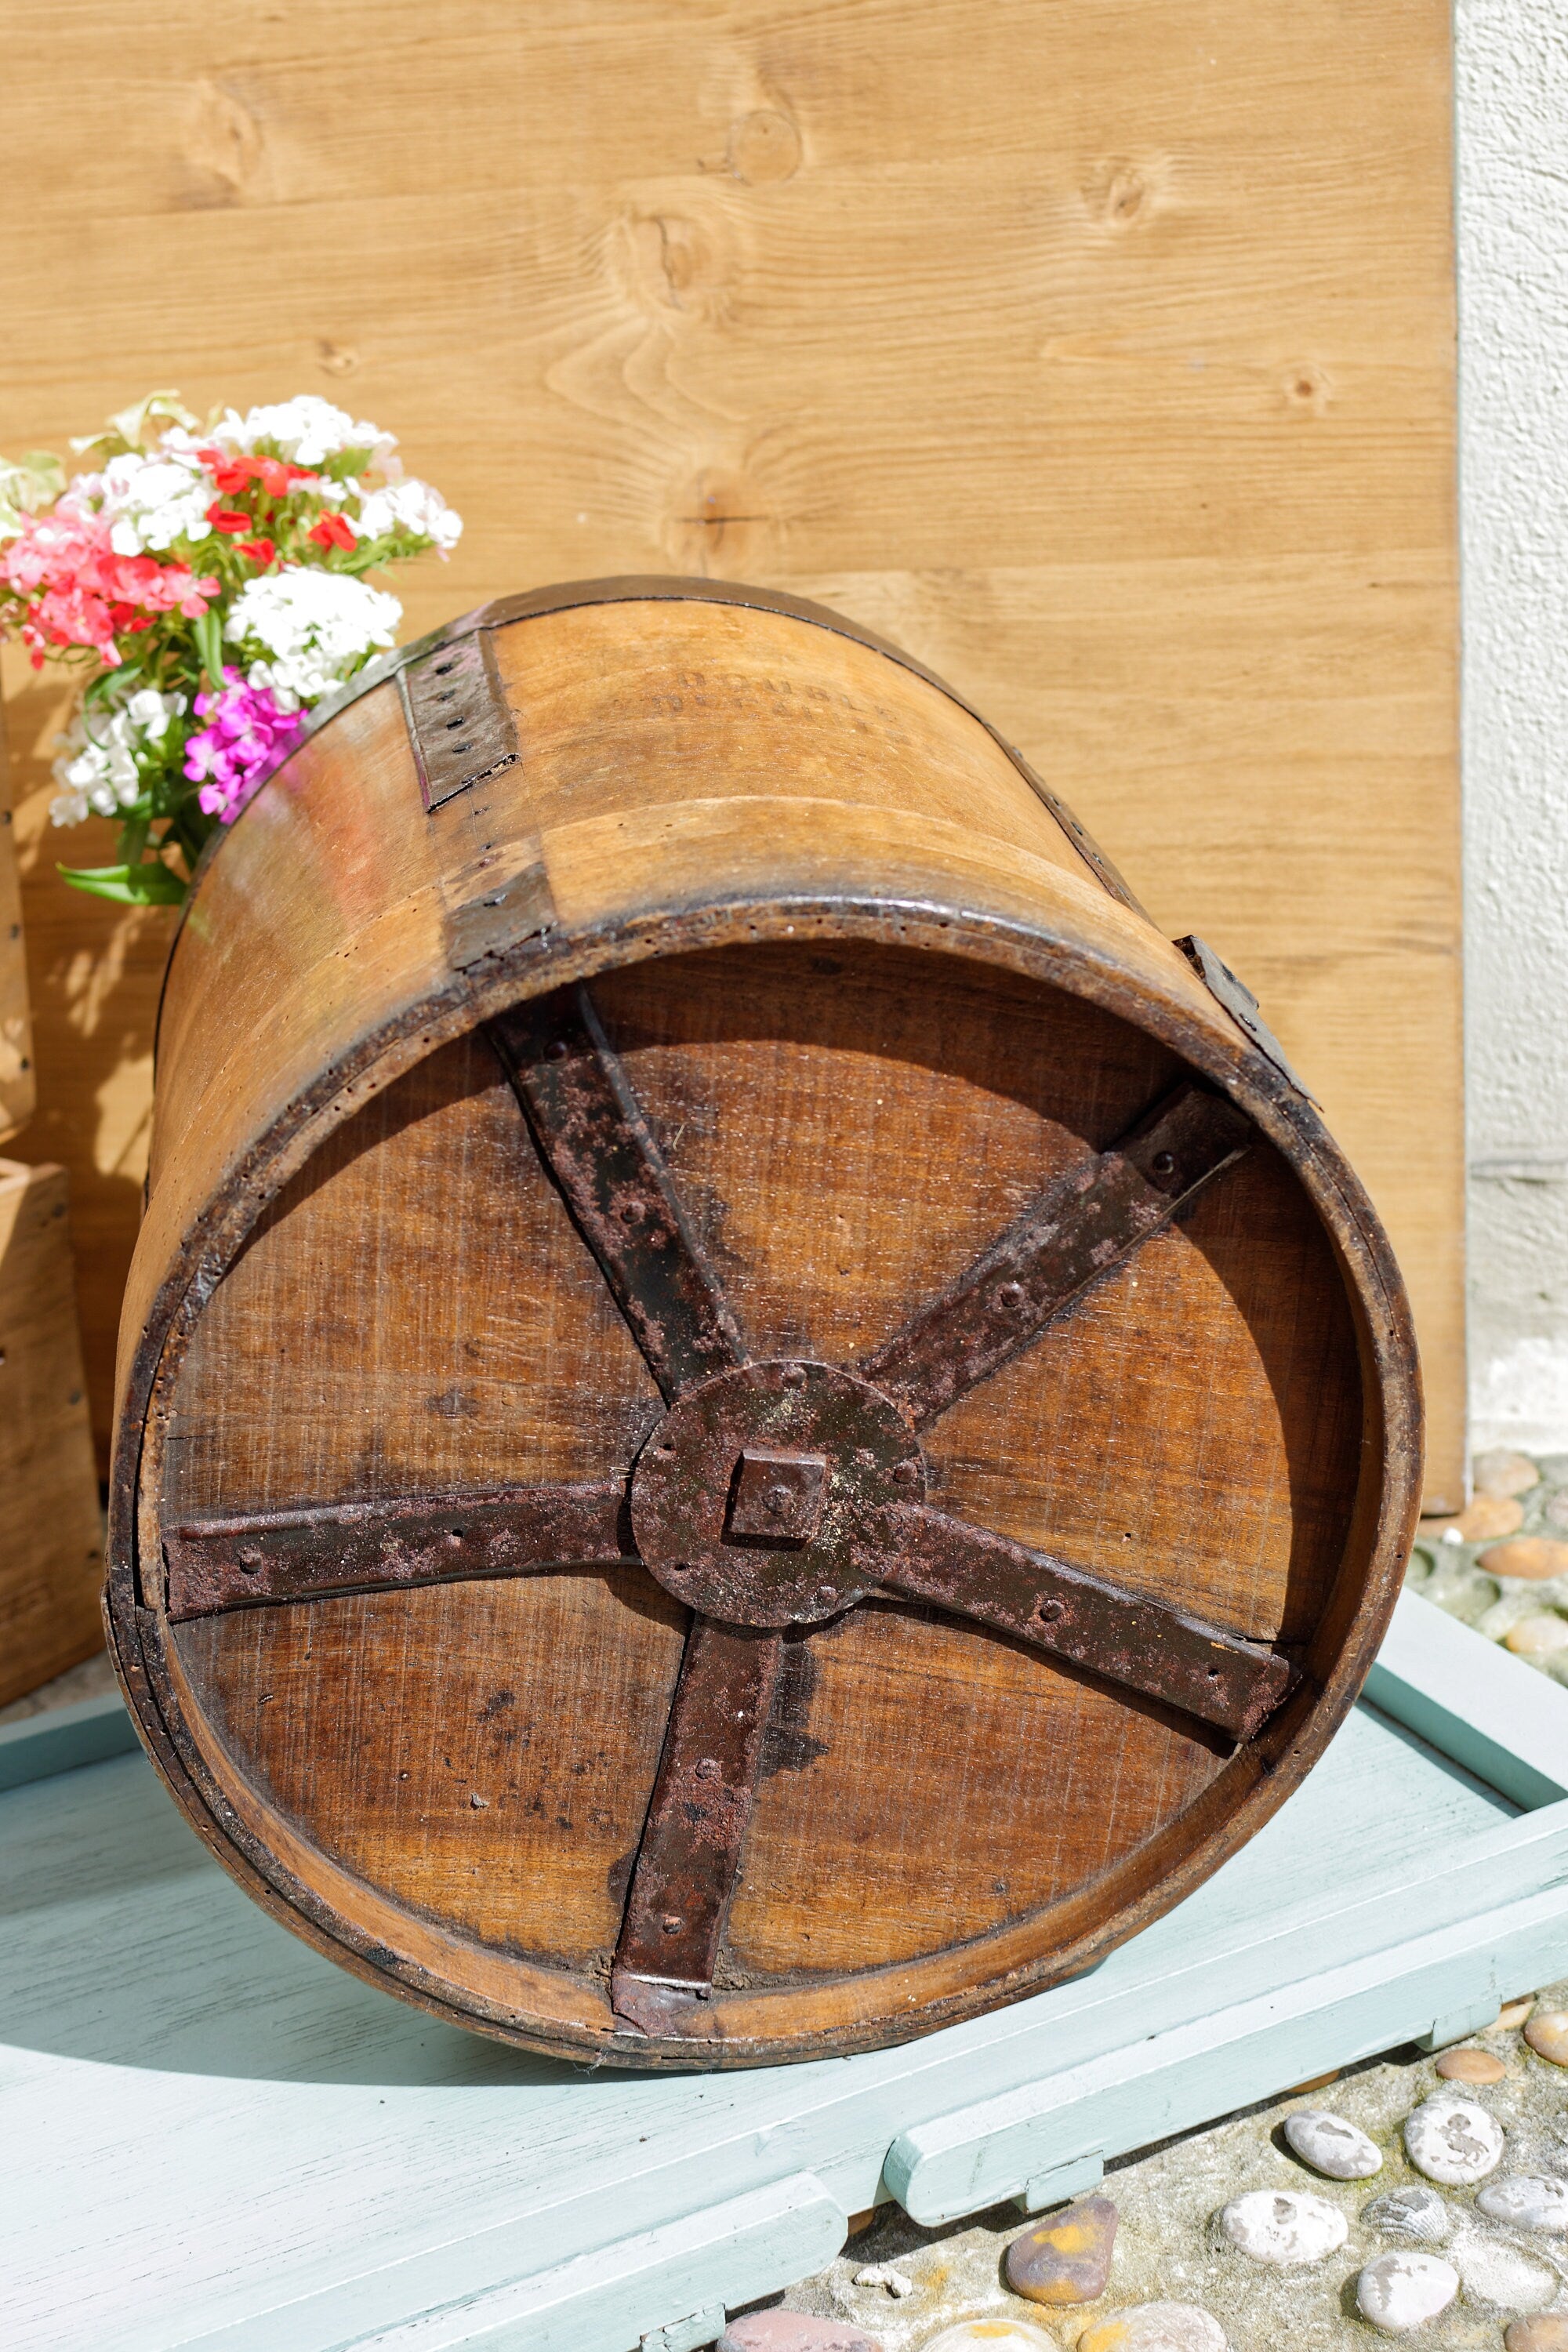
[746,1989,1568,2351]
[735,1450,1568,2352]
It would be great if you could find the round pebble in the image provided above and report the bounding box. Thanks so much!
[1004,2195,1117,2306]
[1427,1495,1525,1543]
[1501,1995,1538,2028]
[1363,2184,1454,2243]
[1485,1537,1568,1581]
[1436,2045,1506,2083]
[719,2318,886,2352]
[1283,2108,1382,2179]
[1507,2318,1568,2351]
[1218,2187,1348,2265]
[1507,1615,1568,1657]
[1356,2251,1460,2334]
[852,2265,913,2298]
[1475,1450,1541,1498]
[923,2324,1057,2351]
[1076,2306,1227,2352]
[1403,2093,1505,2183]
[1454,2236,1557,2313]
[1477,2172,1568,2232]
[1526,2012,1568,2064]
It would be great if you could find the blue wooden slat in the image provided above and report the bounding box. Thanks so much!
[0,1688,136,1790]
[2,1593,1567,2352]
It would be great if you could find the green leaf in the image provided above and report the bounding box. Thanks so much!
[192,608,225,689]
[0,448,65,537]
[70,390,197,462]
[57,860,187,906]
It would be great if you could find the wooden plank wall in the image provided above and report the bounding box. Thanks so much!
[0,0,1461,1504]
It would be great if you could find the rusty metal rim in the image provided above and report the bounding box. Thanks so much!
[110,892,1421,2072]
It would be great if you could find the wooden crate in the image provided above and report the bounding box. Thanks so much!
[4,1595,1563,2350]
[0,1157,105,1706]
[0,0,1462,1504]
[0,688,36,1145]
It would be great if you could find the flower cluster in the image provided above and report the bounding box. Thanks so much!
[183,671,305,826]
[3,506,219,666]
[0,392,462,902]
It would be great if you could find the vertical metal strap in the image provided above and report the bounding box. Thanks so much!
[400,629,519,811]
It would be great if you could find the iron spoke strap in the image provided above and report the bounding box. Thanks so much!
[165,979,1285,2034]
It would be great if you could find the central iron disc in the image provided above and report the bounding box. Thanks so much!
[630,1361,926,1628]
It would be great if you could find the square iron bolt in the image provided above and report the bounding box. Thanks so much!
[728,1447,829,1545]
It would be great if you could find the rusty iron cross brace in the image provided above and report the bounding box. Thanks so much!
[162,981,1287,2041]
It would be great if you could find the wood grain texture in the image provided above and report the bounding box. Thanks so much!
[180,1570,687,1967]
[0,0,1460,1500]
[0,1158,103,1706]
[102,585,1423,2064]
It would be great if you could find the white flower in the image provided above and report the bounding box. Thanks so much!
[208,396,396,471]
[49,686,187,826]
[49,785,90,827]
[225,566,401,702]
[242,662,303,713]
[353,475,463,556]
[87,449,213,554]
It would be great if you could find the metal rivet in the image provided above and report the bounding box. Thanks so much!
[1036,1598,1063,1622]
[434,659,456,674]
[545,1038,570,1060]
[1152,1150,1176,1178]
[445,715,466,729]
[998,1282,1027,1309]
[892,1461,919,1488]
[661,1914,682,1935]
[764,1484,791,1516]
[695,1758,720,1782]
[782,1366,807,1389]
[237,1545,262,1573]
[815,1585,837,1606]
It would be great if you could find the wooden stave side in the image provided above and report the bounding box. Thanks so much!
[143,586,1120,1210]
[107,890,1421,2069]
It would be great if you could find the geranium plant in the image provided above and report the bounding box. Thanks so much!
[0,391,461,903]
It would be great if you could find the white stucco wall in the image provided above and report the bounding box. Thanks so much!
[1458,0,1568,1456]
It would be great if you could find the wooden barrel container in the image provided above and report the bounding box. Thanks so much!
[109,578,1422,2070]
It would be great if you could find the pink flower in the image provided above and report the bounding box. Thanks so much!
[0,505,220,665]
[182,667,303,823]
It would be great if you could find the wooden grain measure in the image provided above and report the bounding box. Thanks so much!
[110,579,1423,2067]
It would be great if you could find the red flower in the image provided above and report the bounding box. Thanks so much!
[307,511,357,552]
[236,537,276,567]
[257,457,308,499]
[205,501,252,535]
[198,447,316,503]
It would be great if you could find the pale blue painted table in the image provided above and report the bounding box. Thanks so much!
[4,1592,1567,2352]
